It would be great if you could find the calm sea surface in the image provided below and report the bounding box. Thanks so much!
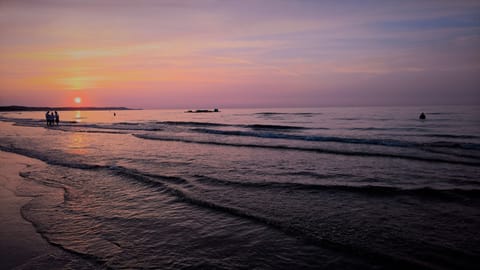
[1,106,479,269]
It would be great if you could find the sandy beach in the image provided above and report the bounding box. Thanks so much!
[0,151,83,270]
[0,151,53,269]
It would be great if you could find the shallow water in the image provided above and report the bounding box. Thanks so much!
[1,106,479,269]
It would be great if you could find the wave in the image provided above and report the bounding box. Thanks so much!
[132,134,480,166]
[427,112,458,115]
[245,124,308,130]
[7,145,474,269]
[190,128,305,140]
[89,124,162,131]
[57,128,128,134]
[0,144,189,187]
[10,118,310,132]
[11,142,477,202]
[108,171,372,264]
[349,127,441,132]
[20,211,109,269]
[423,148,480,160]
[114,122,140,126]
[131,178,450,269]
[255,112,322,116]
[9,139,476,202]
[191,128,480,151]
[422,134,479,139]
[83,164,473,269]
[157,121,309,130]
[3,113,479,160]
[191,128,412,146]
[193,175,480,200]
[83,165,444,269]
[1,117,77,125]
[9,120,133,134]
[425,141,480,150]
[12,116,478,150]
[334,117,361,121]
[3,115,479,156]
[108,165,187,185]
[349,127,390,131]
[6,141,477,204]
[281,171,352,179]
[17,174,116,268]
[58,123,163,132]
[0,145,104,170]
[158,121,228,127]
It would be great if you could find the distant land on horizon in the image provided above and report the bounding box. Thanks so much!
[0,106,138,112]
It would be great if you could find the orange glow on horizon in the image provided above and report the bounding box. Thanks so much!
[0,1,478,108]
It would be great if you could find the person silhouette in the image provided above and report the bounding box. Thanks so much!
[54,111,59,125]
[45,111,50,126]
[49,112,55,126]
[419,112,426,120]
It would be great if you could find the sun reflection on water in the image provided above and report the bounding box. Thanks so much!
[75,111,85,123]
[67,132,88,155]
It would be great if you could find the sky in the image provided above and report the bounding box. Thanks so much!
[0,0,479,108]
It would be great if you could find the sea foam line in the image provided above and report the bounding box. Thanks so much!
[132,134,480,167]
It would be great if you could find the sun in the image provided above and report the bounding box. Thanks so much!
[74,97,82,104]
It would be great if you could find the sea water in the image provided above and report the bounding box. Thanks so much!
[0,106,479,269]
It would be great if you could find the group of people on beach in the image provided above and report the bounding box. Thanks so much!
[45,111,59,126]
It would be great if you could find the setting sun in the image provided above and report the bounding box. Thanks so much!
[74,97,82,104]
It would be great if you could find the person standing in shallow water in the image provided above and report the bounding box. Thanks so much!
[419,112,426,120]
[54,111,59,126]
[45,111,50,126]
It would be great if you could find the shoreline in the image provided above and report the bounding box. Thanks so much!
[0,151,85,270]
[0,150,110,269]
[0,151,57,269]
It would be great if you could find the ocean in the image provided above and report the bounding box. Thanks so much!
[0,106,479,269]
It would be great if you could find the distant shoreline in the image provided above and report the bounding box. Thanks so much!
[0,106,139,112]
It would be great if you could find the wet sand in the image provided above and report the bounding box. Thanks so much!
[0,151,57,269]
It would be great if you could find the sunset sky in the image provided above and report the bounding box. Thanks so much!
[0,0,479,108]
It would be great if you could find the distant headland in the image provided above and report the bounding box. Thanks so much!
[0,106,138,111]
